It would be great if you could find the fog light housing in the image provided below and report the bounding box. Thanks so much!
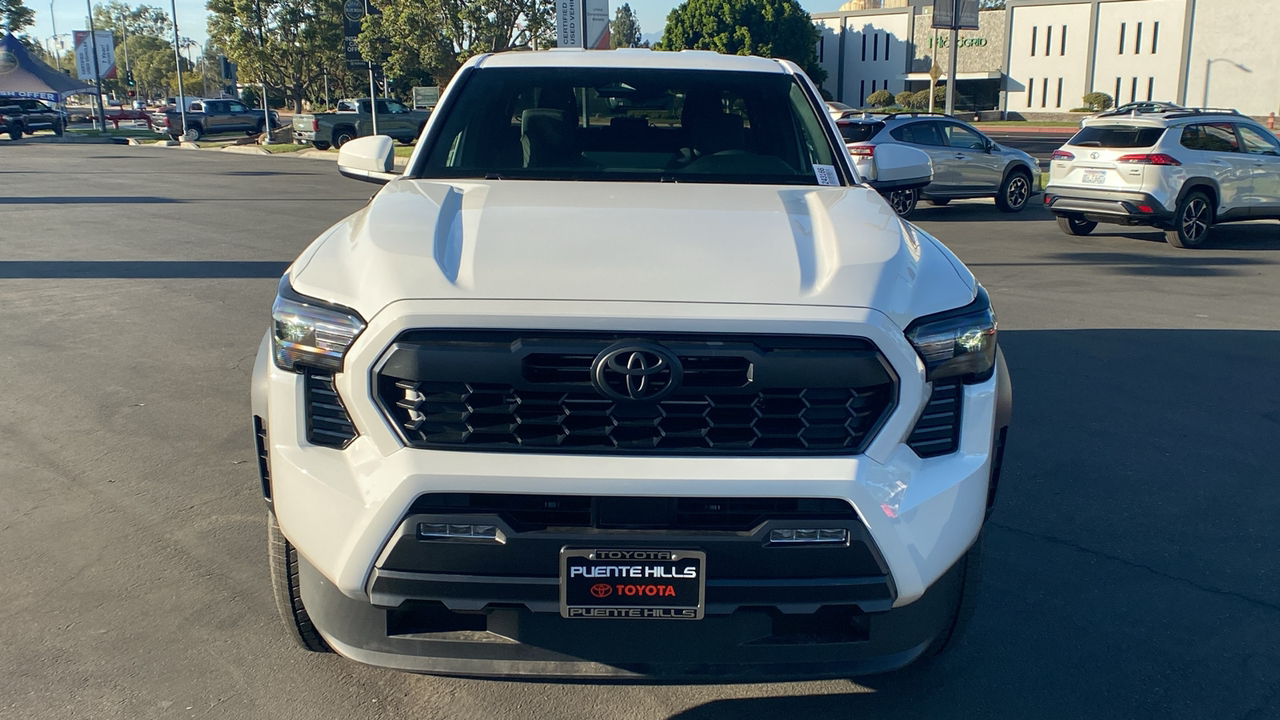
[769,528,849,545]
[417,523,504,543]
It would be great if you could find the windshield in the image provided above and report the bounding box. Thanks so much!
[1069,125,1166,148]
[418,67,844,185]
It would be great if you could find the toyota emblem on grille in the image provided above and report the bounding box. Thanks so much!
[591,342,683,403]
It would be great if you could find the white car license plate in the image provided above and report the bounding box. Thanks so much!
[1082,170,1107,185]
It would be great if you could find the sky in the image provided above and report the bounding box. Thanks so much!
[23,0,845,62]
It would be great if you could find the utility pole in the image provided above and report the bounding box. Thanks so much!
[119,9,132,103]
[944,25,958,117]
[49,1,62,70]
[365,0,377,135]
[169,0,187,139]
[85,0,107,130]
[252,0,272,143]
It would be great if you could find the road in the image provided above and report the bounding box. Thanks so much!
[2,144,1279,720]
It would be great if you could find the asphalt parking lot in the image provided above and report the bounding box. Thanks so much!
[1,144,1278,720]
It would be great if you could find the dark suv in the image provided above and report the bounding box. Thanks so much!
[0,99,65,137]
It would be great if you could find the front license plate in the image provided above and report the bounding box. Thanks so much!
[560,548,705,620]
[1082,170,1107,184]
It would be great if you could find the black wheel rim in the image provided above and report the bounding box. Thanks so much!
[1007,176,1029,208]
[336,133,352,146]
[889,190,915,216]
[1181,198,1209,242]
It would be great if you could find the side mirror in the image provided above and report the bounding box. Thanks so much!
[337,135,398,185]
[862,143,932,192]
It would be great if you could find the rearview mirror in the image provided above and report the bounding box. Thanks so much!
[337,135,398,184]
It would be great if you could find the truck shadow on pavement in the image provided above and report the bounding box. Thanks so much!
[0,260,291,278]
[666,328,1280,720]
[1088,223,1280,251]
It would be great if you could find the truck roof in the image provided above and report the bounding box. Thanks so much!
[471,48,790,74]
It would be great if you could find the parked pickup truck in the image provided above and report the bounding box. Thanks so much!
[162,98,279,141]
[292,98,430,150]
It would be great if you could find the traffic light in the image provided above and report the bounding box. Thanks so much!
[127,90,136,98]
[126,69,135,87]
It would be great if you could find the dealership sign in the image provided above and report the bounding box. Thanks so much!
[73,30,115,82]
[557,0,610,49]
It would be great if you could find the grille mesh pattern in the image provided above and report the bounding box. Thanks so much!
[906,378,962,457]
[376,332,897,456]
[386,380,892,453]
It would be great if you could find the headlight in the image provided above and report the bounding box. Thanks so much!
[905,285,997,382]
[271,276,366,372]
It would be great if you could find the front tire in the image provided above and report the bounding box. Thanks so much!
[886,188,918,218]
[184,124,203,142]
[995,169,1033,213]
[312,141,331,151]
[1056,215,1097,236]
[52,120,64,136]
[1165,191,1213,248]
[6,125,19,141]
[268,513,332,653]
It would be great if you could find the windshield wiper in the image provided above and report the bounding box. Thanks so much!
[484,173,507,180]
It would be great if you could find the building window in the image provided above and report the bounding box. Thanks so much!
[1028,78,1035,106]
[1115,77,1122,103]
[1057,78,1064,108]
[1147,77,1154,101]
[873,33,878,61]
[860,80,865,104]
[1118,23,1126,54]
[1031,26,1038,56]
[1131,77,1138,103]
[1061,25,1067,55]
[1134,22,1142,54]
[885,79,890,93]
[862,34,867,62]
[819,36,824,63]
[1152,22,1160,53]
[871,80,877,94]
[1042,77,1049,108]
[884,34,889,61]
[1045,25,1053,56]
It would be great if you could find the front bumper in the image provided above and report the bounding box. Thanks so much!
[252,300,1008,678]
[1044,187,1173,225]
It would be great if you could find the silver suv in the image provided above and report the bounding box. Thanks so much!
[1045,107,1280,248]
[836,112,1040,217]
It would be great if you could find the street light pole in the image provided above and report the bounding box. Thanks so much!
[85,0,107,130]
[49,1,62,71]
[169,0,187,139]
[119,9,132,103]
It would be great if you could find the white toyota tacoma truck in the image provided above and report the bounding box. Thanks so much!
[251,49,1012,680]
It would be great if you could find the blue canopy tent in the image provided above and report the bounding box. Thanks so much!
[0,32,96,103]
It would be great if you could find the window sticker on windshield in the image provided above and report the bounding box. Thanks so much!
[814,165,840,186]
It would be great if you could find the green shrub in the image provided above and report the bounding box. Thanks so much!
[1069,107,1092,113]
[895,91,914,108]
[1082,92,1113,111]
[866,89,894,108]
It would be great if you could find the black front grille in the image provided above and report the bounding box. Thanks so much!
[906,378,962,457]
[304,371,358,448]
[407,493,859,533]
[376,331,897,455]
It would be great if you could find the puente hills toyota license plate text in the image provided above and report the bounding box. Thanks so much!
[560,549,706,620]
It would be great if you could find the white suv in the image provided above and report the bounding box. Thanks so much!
[253,49,1011,681]
[1045,108,1280,247]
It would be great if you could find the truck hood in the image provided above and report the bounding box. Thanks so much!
[290,180,976,329]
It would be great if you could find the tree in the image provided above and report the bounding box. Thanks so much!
[207,0,347,112]
[1,0,35,34]
[357,0,555,88]
[610,3,641,49]
[92,2,173,42]
[656,0,827,86]
[979,0,1005,8]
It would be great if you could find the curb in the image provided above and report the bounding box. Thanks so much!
[220,145,270,155]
